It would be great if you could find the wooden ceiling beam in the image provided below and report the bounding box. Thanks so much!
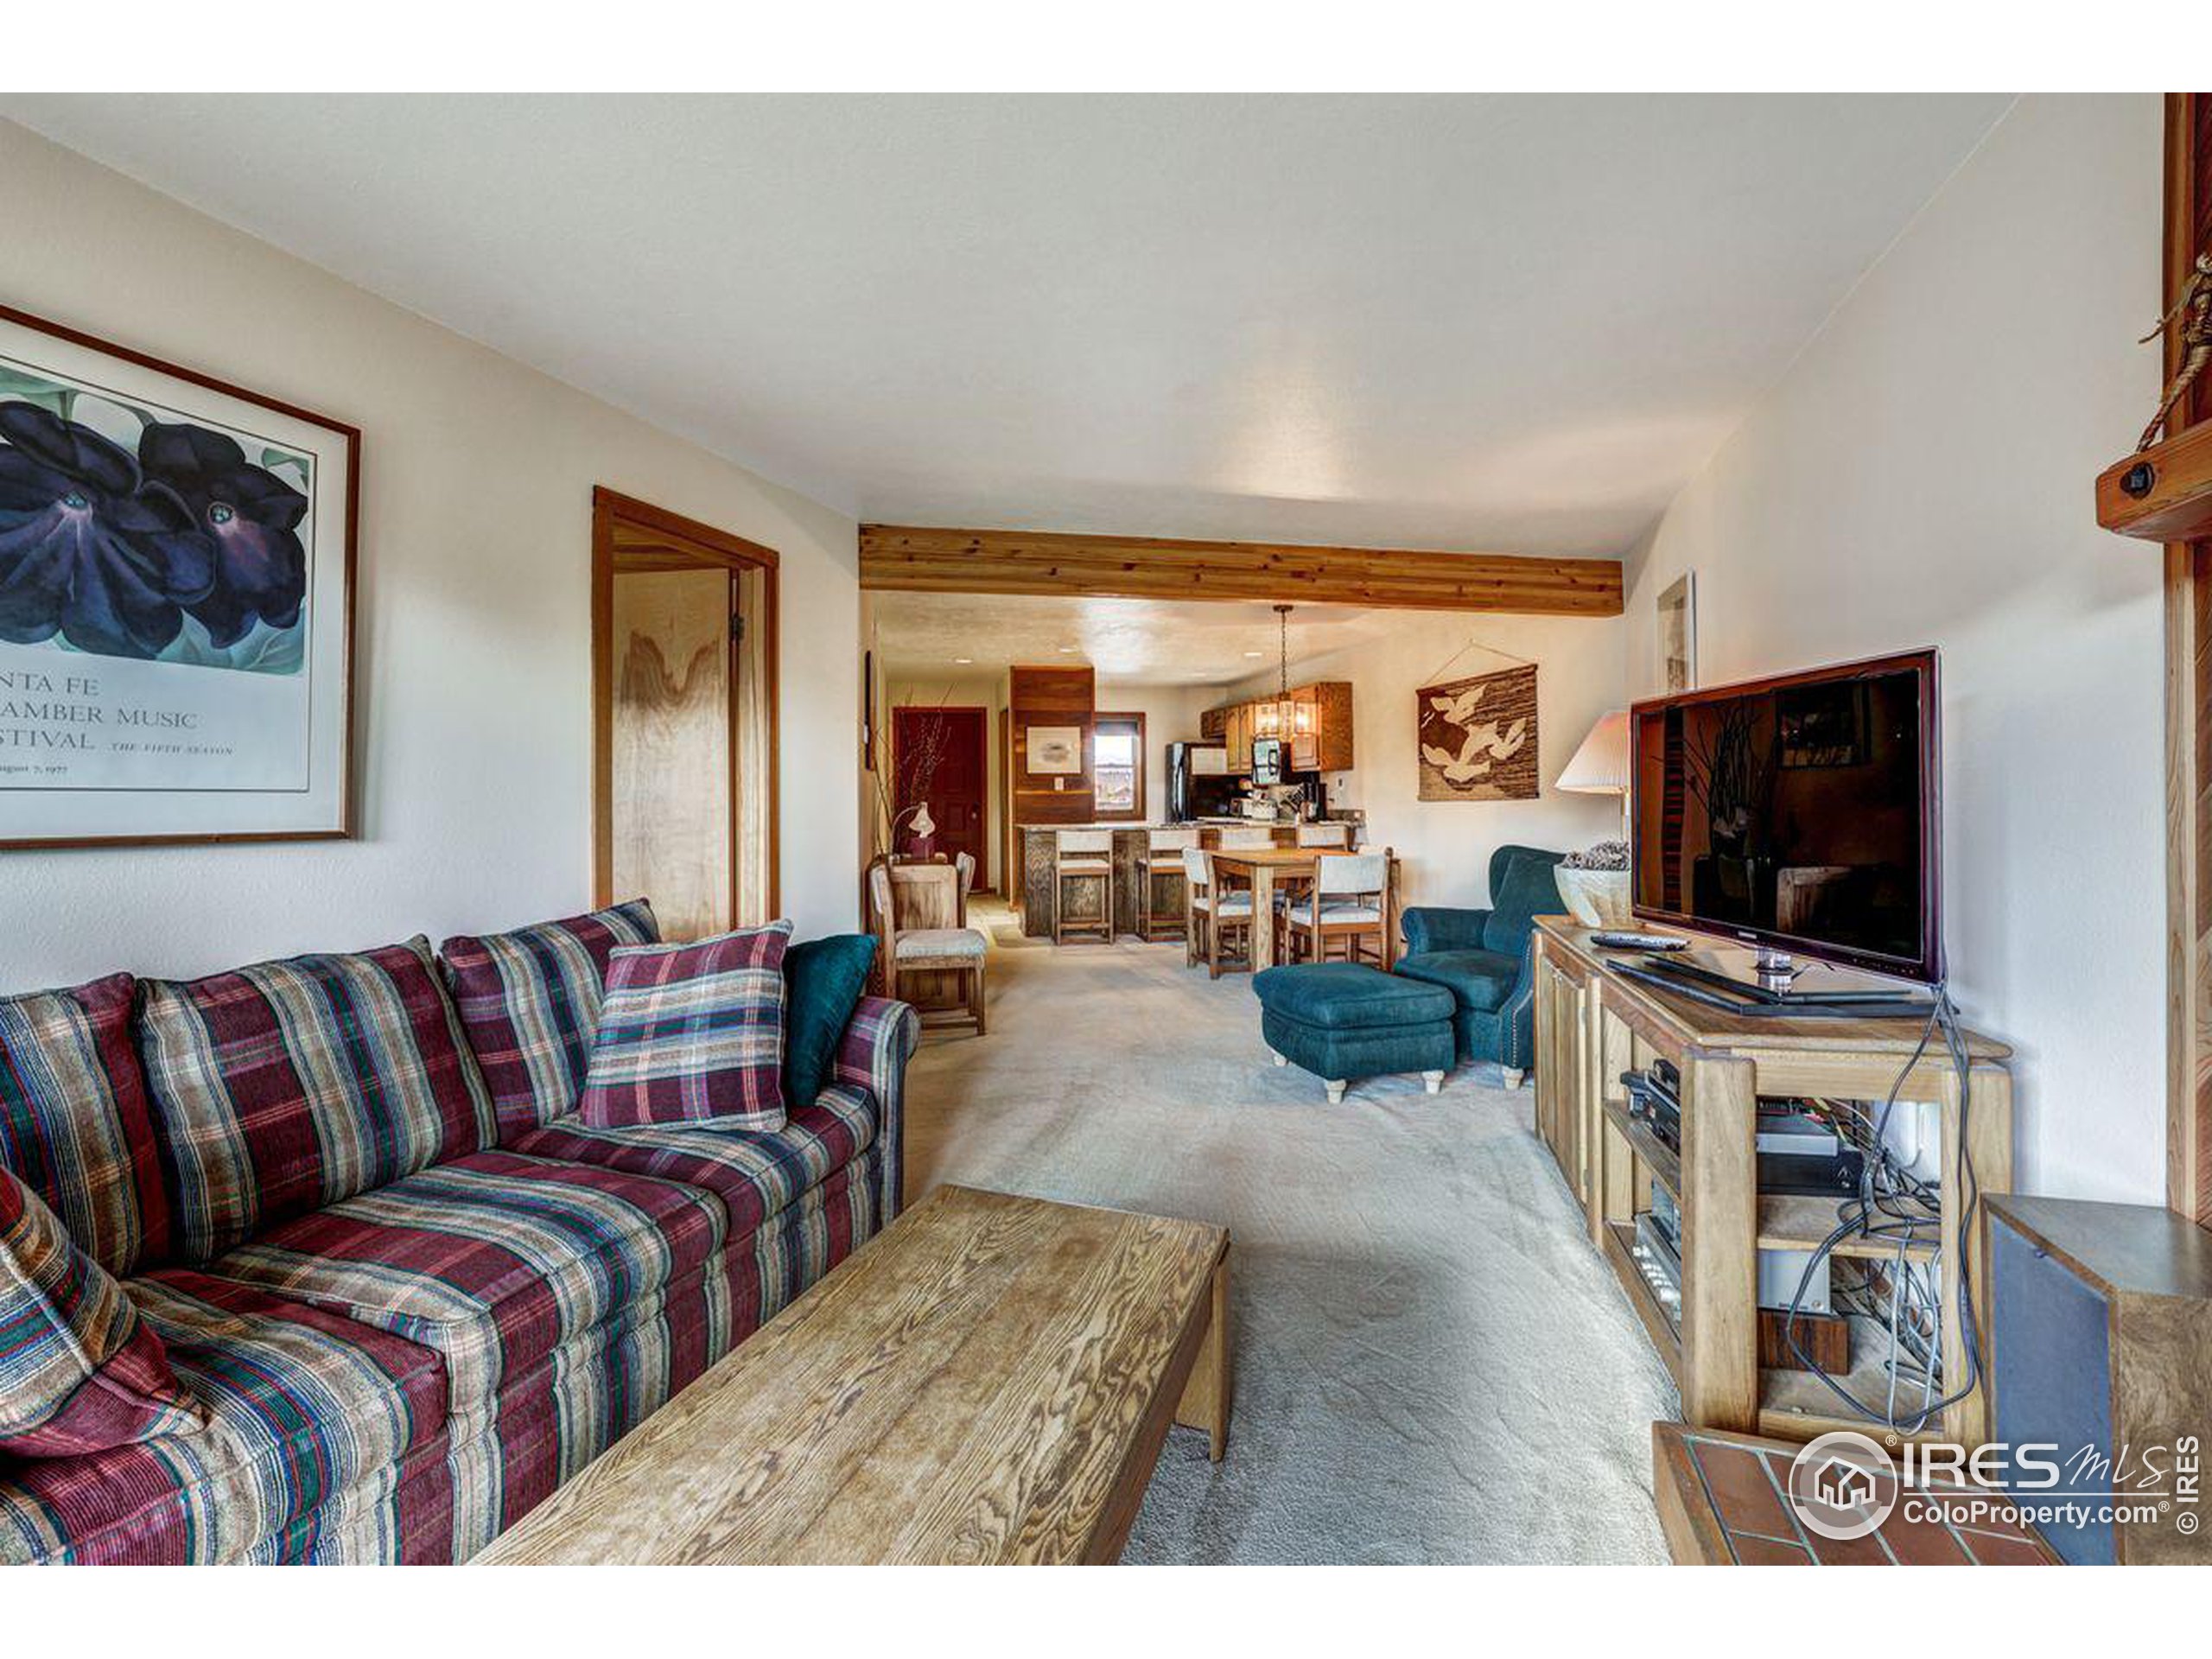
[858,524,1624,616]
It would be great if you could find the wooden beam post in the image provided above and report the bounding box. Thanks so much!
[2161,94,2212,1226]
[859,524,1624,615]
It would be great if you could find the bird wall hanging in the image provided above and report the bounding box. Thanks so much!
[1415,664,1538,802]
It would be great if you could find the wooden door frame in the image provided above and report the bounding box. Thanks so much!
[890,702,989,881]
[591,486,781,920]
[2164,94,2212,1224]
[1001,705,1016,909]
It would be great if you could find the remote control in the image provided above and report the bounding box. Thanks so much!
[1589,930,1690,951]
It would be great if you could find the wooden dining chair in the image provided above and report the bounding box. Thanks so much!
[1054,829,1115,944]
[1281,849,1395,968]
[1183,845,1255,979]
[1180,845,1214,969]
[1211,824,1275,924]
[953,851,976,925]
[1136,827,1199,941]
[868,858,987,1035]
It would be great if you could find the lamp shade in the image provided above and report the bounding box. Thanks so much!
[1557,709,1630,795]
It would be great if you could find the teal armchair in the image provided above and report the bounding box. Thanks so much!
[1395,844,1567,1084]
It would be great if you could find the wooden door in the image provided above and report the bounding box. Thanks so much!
[592,487,780,937]
[609,566,734,942]
[894,706,987,875]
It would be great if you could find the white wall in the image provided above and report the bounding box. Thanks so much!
[1623,95,2164,1202]
[1229,613,1628,908]
[0,120,861,988]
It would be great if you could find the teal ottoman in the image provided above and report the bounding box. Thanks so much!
[1252,963,1457,1103]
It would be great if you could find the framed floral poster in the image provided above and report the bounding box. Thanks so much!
[0,304,357,847]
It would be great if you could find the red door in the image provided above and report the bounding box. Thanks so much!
[893,707,988,885]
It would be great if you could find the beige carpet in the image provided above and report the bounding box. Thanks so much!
[903,899,1678,1564]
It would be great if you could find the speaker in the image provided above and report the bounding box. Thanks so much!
[1986,1194,2212,1565]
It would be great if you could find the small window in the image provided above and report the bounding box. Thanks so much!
[1092,713,1146,821]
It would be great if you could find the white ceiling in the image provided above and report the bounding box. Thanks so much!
[3,95,2011,553]
[873,592,1395,684]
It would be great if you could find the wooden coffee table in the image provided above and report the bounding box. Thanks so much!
[476,1185,1230,1565]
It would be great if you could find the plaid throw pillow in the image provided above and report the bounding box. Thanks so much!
[440,899,659,1140]
[0,1165,207,1458]
[578,923,793,1131]
[139,938,498,1263]
[0,974,174,1276]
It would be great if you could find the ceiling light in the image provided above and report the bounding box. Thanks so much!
[1255,605,1311,742]
[953,657,973,664]
[1057,645,1077,654]
[1243,650,1265,658]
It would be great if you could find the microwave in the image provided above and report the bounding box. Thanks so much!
[1250,736,1284,785]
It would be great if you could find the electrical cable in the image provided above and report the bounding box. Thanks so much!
[1778,980,1982,1434]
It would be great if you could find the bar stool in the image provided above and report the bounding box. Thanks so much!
[1281,849,1395,967]
[1182,846,1255,978]
[1137,826,1200,941]
[1053,829,1115,944]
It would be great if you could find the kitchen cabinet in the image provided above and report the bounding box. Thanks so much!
[1306,682,1353,772]
[1226,702,1252,773]
[1207,682,1352,775]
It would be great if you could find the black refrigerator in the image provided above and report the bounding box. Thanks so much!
[1167,743,1240,821]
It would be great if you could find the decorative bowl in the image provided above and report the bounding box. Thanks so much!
[1554,867,1633,929]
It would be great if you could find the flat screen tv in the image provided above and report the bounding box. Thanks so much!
[1630,648,1942,984]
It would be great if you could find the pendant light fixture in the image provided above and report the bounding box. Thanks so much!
[1261,603,1306,743]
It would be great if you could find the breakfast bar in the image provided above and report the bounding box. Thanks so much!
[1017,822,1358,938]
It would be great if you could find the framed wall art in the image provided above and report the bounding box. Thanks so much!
[1025,724,1084,774]
[0,304,358,848]
[1415,663,1537,802]
[1657,570,1697,693]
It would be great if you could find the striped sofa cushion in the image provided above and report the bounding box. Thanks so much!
[198,1148,728,1408]
[440,900,659,1140]
[0,1270,448,1564]
[0,973,173,1275]
[138,938,498,1264]
[578,924,792,1131]
[513,1080,880,1239]
[0,1166,207,1458]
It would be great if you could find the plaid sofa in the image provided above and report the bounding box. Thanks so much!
[0,926,917,1565]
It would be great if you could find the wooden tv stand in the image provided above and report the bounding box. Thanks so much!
[1530,917,2013,1446]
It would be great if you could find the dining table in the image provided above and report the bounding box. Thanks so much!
[1207,845,1397,971]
